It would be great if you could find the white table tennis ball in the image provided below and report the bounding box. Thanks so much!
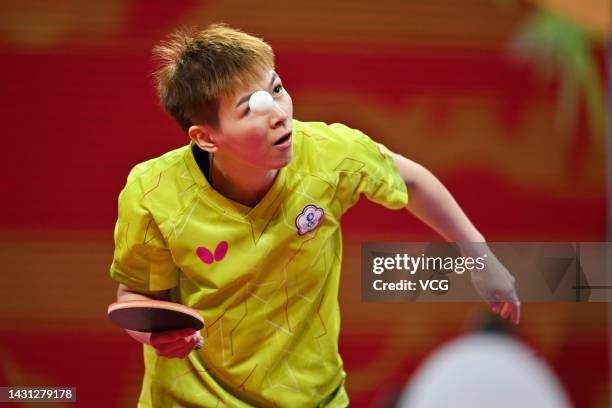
[249,90,274,114]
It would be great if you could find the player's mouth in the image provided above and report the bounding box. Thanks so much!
[273,131,292,149]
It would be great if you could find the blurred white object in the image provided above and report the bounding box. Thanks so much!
[248,90,273,115]
[397,333,572,408]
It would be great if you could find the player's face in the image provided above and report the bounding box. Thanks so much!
[213,70,293,170]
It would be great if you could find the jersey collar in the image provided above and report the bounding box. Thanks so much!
[184,143,288,244]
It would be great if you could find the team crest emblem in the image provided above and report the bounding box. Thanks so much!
[295,204,325,236]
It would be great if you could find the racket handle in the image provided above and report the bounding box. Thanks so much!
[195,337,204,350]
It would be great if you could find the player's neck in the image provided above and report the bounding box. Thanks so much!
[210,155,278,208]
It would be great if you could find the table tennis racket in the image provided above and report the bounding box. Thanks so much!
[108,299,204,349]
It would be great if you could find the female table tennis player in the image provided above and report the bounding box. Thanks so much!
[110,24,520,407]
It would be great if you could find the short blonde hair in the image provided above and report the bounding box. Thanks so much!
[153,24,274,132]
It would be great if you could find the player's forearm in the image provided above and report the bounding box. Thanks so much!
[407,171,483,243]
[391,153,484,245]
[116,284,169,302]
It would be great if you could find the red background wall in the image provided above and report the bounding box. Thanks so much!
[0,1,608,407]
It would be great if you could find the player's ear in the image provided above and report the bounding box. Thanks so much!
[188,124,218,154]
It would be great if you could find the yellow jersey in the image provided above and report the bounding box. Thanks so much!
[110,120,408,407]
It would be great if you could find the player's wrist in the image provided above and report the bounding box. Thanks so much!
[457,240,488,260]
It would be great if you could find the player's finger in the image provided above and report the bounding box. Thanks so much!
[188,332,202,349]
[511,301,521,325]
[151,329,195,346]
[491,303,502,314]
[165,332,199,352]
[500,303,512,319]
[150,328,196,346]
[193,332,204,349]
[161,344,196,359]
[195,336,204,350]
[154,338,196,357]
[170,339,200,358]
[505,288,520,323]
[156,335,199,358]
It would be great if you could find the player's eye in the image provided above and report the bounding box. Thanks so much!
[272,84,283,95]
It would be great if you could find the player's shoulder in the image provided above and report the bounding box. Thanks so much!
[293,120,361,143]
[117,145,191,208]
[292,120,378,170]
[124,145,190,189]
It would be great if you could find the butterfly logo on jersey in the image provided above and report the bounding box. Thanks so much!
[196,241,229,264]
[295,204,325,236]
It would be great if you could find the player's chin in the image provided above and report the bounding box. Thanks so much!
[263,160,288,171]
[270,148,293,169]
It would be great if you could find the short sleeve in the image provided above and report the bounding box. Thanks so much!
[328,123,408,212]
[110,174,179,292]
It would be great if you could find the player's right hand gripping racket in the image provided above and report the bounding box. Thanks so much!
[108,300,204,349]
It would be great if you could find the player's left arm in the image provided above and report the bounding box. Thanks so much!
[390,152,521,325]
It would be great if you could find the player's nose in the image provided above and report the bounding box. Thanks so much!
[269,102,288,129]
